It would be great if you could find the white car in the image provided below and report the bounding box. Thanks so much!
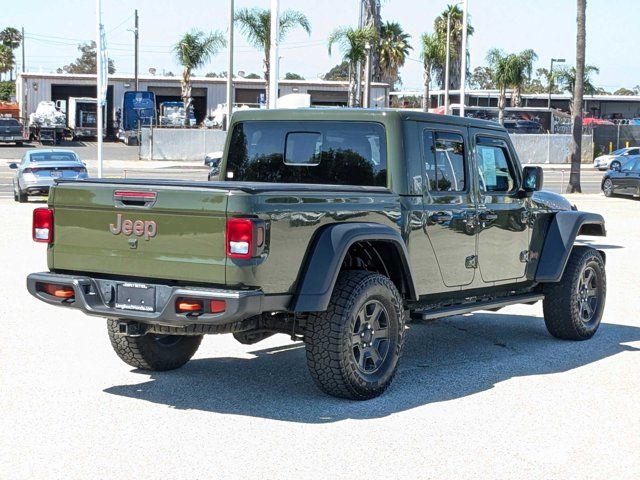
[593,147,640,170]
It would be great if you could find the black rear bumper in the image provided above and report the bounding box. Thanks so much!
[26,272,289,328]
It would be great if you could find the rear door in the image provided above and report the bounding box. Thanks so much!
[50,182,229,284]
[420,124,477,287]
[471,130,529,283]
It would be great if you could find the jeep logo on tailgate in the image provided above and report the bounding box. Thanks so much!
[110,213,157,241]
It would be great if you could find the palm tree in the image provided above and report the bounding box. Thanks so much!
[0,45,14,81]
[174,30,225,126]
[328,26,377,107]
[510,49,538,107]
[433,4,474,90]
[567,0,587,194]
[235,8,311,107]
[555,65,600,113]
[419,32,443,112]
[486,49,516,125]
[378,22,412,88]
[362,0,383,82]
[0,27,22,80]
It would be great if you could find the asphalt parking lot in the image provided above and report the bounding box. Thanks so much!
[1,191,638,479]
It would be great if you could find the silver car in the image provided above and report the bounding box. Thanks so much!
[10,149,88,203]
[593,147,640,170]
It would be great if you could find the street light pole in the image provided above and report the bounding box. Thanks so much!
[226,0,234,129]
[268,0,279,109]
[443,12,452,114]
[459,0,468,117]
[547,57,565,109]
[134,10,139,91]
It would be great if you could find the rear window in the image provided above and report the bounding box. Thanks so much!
[30,152,78,162]
[0,119,20,126]
[226,121,387,186]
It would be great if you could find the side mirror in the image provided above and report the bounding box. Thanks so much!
[522,166,543,194]
[9,163,18,169]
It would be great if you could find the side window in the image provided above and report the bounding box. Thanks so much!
[476,137,517,193]
[424,131,466,192]
[629,148,640,155]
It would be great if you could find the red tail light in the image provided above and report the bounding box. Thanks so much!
[33,208,54,243]
[226,218,253,259]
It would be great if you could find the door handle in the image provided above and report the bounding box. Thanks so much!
[429,211,452,224]
[478,211,498,222]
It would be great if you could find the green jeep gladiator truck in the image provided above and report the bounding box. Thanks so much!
[27,109,607,400]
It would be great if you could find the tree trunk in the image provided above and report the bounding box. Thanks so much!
[181,68,192,127]
[498,85,506,125]
[263,52,270,108]
[511,86,522,107]
[422,70,431,112]
[348,61,357,107]
[567,0,586,193]
[363,0,382,82]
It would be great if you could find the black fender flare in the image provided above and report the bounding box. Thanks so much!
[535,211,606,283]
[290,222,418,312]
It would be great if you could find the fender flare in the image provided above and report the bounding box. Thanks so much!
[290,222,418,312]
[535,211,606,283]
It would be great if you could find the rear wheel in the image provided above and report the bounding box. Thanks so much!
[304,271,406,400]
[610,160,621,170]
[543,247,606,340]
[602,178,613,197]
[107,319,203,371]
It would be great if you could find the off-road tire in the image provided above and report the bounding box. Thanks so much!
[304,271,406,400]
[543,246,606,340]
[107,319,203,371]
[602,178,614,197]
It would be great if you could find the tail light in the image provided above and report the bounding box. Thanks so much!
[38,283,74,299]
[33,208,54,243]
[226,218,266,260]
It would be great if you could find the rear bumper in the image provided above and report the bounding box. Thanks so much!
[26,272,288,328]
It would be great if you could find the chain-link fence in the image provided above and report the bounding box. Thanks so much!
[139,127,227,160]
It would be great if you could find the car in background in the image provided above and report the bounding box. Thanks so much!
[593,147,640,170]
[601,158,640,198]
[10,149,88,203]
[503,119,544,134]
[204,151,223,181]
[0,117,26,146]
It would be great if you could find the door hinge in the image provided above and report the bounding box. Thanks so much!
[465,255,478,269]
[519,250,530,263]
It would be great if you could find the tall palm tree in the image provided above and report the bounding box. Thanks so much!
[0,27,22,80]
[419,32,443,112]
[174,30,225,126]
[567,0,587,194]
[433,4,474,90]
[378,22,412,88]
[510,49,538,107]
[328,26,377,107]
[362,0,383,82]
[555,65,600,113]
[235,8,311,107]
[486,49,516,125]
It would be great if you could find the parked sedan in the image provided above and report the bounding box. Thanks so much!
[602,158,640,198]
[10,149,88,202]
[593,147,640,170]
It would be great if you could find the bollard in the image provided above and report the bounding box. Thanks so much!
[560,169,565,193]
[626,141,630,148]
[609,141,613,153]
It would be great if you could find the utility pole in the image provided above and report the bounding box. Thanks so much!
[459,0,468,117]
[134,10,139,90]
[96,0,104,178]
[268,0,279,108]
[21,27,25,72]
[355,0,363,107]
[363,42,371,108]
[444,12,452,114]
[226,0,234,129]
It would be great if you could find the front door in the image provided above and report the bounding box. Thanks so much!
[472,131,529,283]
[617,159,639,194]
[421,126,477,287]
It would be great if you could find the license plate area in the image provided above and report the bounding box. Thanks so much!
[50,170,62,178]
[115,283,156,312]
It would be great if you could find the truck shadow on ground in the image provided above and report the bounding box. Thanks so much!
[104,313,640,424]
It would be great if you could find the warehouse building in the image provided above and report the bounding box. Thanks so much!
[16,72,390,136]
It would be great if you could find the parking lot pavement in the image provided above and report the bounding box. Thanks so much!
[2,191,639,478]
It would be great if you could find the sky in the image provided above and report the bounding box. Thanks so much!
[4,0,640,92]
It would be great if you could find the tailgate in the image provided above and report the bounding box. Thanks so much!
[50,182,229,284]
